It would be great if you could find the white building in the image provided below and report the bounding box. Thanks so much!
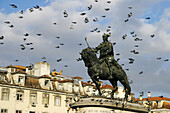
[0,61,135,113]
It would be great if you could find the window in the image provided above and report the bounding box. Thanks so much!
[66,84,72,92]
[29,111,35,113]
[74,79,79,84]
[74,86,79,92]
[44,80,49,86]
[0,75,5,81]
[54,96,61,106]
[42,93,49,104]
[30,92,37,106]
[58,83,63,91]
[16,90,24,101]
[18,76,24,84]
[1,88,10,101]
[1,109,8,113]
[16,110,22,113]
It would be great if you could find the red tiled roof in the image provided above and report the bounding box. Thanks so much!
[100,84,113,89]
[59,79,73,83]
[81,81,94,86]
[39,75,51,79]
[136,97,170,101]
[12,71,27,74]
[71,76,83,79]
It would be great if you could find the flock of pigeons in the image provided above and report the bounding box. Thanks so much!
[0,1,169,88]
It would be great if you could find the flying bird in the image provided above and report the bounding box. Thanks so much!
[125,19,129,22]
[88,5,92,10]
[107,1,111,3]
[145,17,150,20]
[93,18,98,22]
[164,59,169,61]
[55,46,60,48]
[80,12,86,16]
[72,22,77,24]
[37,34,41,36]
[130,31,135,34]
[105,8,110,11]
[157,57,161,60]
[150,34,155,38]
[139,71,143,74]
[122,34,127,40]
[134,38,142,41]
[70,25,74,29]
[129,80,133,84]
[134,45,139,47]
[128,6,132,9]
[112,42,116,45]
[9,25,14,28]
[24,33,29,36]
[19,10,23,14]
[63,10,68,17]
[42,57,46,59]
[30,48,34,50]
[10,4,17,8]
[0,36,4,40]
[128,12,132,18]
[76,58,82,61]
[39,8,42,11]
[29,8,34,12]
[14,59,19,62]
[57,59,62,62]
[84,17,89,23]
[18,16,23,19]
[34,5,40,9]
[5,21,10,24]
[23,38,27,41]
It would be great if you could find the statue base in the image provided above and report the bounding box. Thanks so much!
[70,97,149,113]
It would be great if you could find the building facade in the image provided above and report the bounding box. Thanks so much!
[1,61,169,113]
[0,61,132,113]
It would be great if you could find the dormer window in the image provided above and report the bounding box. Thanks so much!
[18,76,24,84]
[44,80,49,86]
[0,75,5,81]
[58,83,63,91]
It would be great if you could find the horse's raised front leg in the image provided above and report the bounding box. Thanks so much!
[90,74,102,96]
[109,79,118,99]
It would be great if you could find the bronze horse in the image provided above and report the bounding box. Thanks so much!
[80,47,131,100]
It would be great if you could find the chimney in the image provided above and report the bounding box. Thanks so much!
[33,62,50,76]
[139,95,142,100]
[147,91,151,98]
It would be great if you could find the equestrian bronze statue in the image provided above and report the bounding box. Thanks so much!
[80,33,131,101]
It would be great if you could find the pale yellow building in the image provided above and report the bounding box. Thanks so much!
[0,61,136,113]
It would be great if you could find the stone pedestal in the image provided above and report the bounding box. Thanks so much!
[70,97,148,113]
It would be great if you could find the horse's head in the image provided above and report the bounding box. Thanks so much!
[80,47,98,67]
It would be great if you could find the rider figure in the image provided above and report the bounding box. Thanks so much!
[93,33,121,78]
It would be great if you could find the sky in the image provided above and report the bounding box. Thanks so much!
[0,0,170,98]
